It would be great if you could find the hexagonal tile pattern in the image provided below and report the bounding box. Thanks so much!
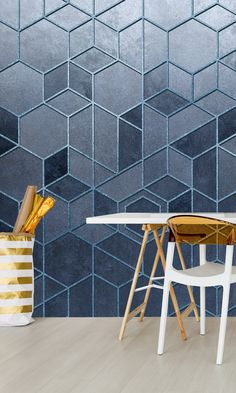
[1,1,236,316]
[20,19,68,72]
[0,62,43,115]
[169,20,217,73]
[45,234,92,286]
[95,62,142,114]
[20,105,67,158]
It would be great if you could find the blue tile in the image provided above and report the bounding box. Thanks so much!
[119,120,142,171]
[44,63,68,100]
[218,107,236,143]
[94,277,117,316]
[169,191,191,212]
[0,107,18,143]
[45,234,92,286]
[45,291,68,317]
[193,148,216,199]
[171,120,216,158]
[98,233,140,268]
[47,175,89,201]
[147,90,188,116]
[0,192,18,226]
[69,63,92,100]
[148,176,188,201]
[95,249,133,286]
[69,277,92,316]
[44,148,68,185]
[121,105,142,129]
[94,191,117,216]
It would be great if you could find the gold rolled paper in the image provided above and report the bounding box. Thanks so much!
[21,194,44,232]
[21,196,55,234]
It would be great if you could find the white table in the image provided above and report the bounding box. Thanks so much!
[86,212,236,340]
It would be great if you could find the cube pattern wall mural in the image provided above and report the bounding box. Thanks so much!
[1,0,236,317]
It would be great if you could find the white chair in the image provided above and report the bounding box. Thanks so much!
[157,215,236,365]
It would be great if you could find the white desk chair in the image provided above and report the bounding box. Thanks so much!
[157,215,236,365]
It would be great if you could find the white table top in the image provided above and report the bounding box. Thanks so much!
[86,212,236,225]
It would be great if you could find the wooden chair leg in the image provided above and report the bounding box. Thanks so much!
[139,225,167,322]
[118,228,149,341]
[176,243,200,322]
[153,230,187,341]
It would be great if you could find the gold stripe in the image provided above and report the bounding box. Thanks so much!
[0,277,32,285]
[0,234,34,241]
[0,248,32,256]
[0,291,32,299]
[0,263,32,270]
[0,305,32,314]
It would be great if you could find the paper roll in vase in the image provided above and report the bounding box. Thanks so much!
[13,186,37,233]
[21,196,55,234]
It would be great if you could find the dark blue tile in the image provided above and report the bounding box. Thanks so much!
[144,149,167,185]
[0,192,18,226]
[34,276,43,307]
[144,64,168,99]
[121,105,142,129]
[0,136,15,155]
[218,107,236,143]
[147,90,188,116]
[0,107,18,143]
[33,241,43,272]
[45,234,92,286]
[0,148,43,200]
[219,193,236,212]
[126,196,160,235]
[33,305,43,317]
[171,120,216,158]
[45,276,66,301]
[45,291,68,317]
[169,190,191,212]
[44,148,68,185]
[98,233,140,268]
[69,277,92,317]
[95,248,133,286]
[193,148,216,199]
[94,191,117,216]
[47,175,89,201]
[119,120,142,171]
[148,176,188,201]
[193,191,217,212]
[69,63,92,100]
[94,277,117,316]
[44,63,68,100]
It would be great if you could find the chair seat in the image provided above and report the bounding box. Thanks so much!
[179,262,224,277]
[171,262,236,286]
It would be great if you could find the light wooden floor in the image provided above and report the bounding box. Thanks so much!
[1,317,236,393]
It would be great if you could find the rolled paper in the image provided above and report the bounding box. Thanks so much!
[21,194,44,233]
[13,185,37,233]
[22,196,55,234]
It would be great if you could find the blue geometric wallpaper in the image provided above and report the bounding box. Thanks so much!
[1,0,236,317]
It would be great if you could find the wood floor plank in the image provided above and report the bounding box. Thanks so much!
[0,318,236,393]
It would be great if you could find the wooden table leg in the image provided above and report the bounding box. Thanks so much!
[139,225,167,322]
[118,227,149,341]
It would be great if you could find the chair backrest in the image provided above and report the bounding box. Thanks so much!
[167,215,236,245]
[13,186,37,233]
